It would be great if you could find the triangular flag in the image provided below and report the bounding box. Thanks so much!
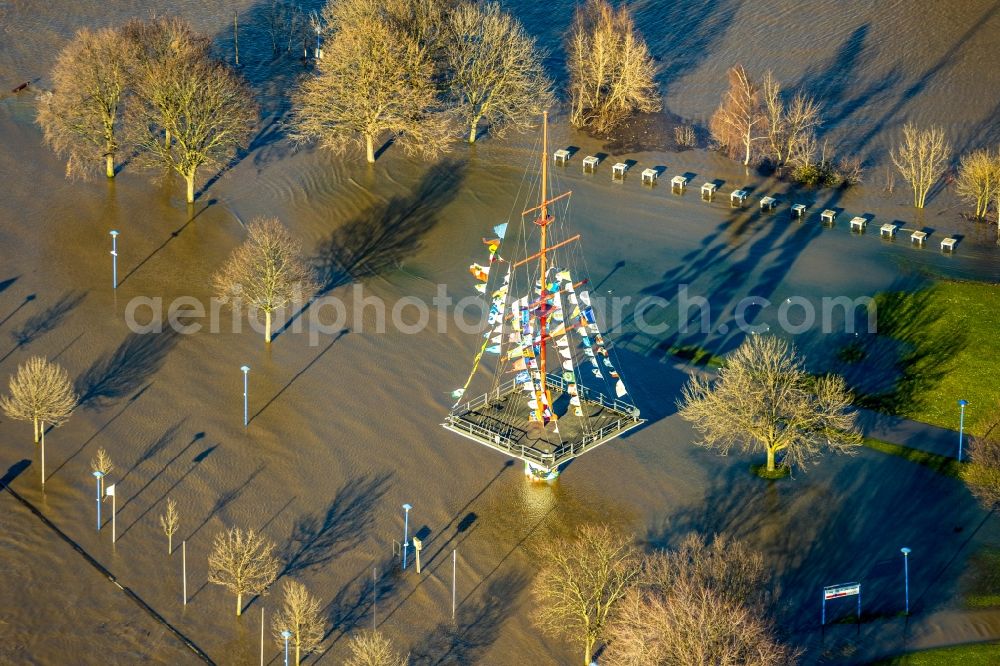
[493,222,508,239]
[616,380,628,397]
[105,483,116,497]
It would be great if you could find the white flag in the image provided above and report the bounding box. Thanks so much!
[105,484,116,497]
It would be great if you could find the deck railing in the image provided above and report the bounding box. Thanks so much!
[452,374,639,419]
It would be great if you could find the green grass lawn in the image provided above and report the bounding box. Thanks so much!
[901,281,1000,436]
[849,280,1000,437]
[872,641,1000,665]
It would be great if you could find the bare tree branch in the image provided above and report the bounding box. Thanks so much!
[891,123,951,209]
[207,527,280,616]
[678,335,862,473]
[213,217,317,344]
[272,581,324,665]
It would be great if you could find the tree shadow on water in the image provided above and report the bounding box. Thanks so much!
[75,329,179,409]
[9,290,86,349]
[313,159,466,294]
[409,570,528,666]
[279,471,392,577]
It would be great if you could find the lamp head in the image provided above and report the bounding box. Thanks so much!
[241,365,250,373]
[92,470,104,478]
[110,230,119,237]
[281,630,292,639]
[403,503,412,511]
[901,547,911,555]
[959,399,968,406]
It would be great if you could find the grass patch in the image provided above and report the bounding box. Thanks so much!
[750,463,791,479]
[861,437,961,478]
[963,548,1000,609]
[872,641,1000,665]
[856,281,1000,437]
[665,344,726,368]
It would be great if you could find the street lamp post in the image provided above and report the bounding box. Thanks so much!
[241,365,250,427]
[958,399,969,462]
[110,230,119,289]
[901,547,912,615]
[402,503,412,570]
[281,629,292,666]
[92,470,104,530]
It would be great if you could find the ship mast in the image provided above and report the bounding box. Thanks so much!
[535,112,554,423]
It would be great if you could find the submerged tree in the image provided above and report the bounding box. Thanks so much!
[566,0,659,134]
[956,148,999,219]
[710,64,765,166]
[344,630,408,666]
[292,7,451,163]
[214,217,317,344]
[159,497,180,555]
[37,26,135,179]
[606,533,793,665]
[207,527,280,616]
[761,71,821,167]
[446,2,552,143]
[531,524,641,665]
[678,335,862,474]
[272,581,324,666]
[130,48,256,203]
[1,356,77,485]
[891,123,951,209]
[90,447,114,496]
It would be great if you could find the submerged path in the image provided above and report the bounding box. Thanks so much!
[0,463,214,665]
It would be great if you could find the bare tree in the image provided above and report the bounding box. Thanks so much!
[531,524,641,665]
[962,421,1000,510]
[566,0,660,134]
[37,27,134,179]
[130,49,257,203]
[292,6,451,163]
[956,148,999,219]
[762,71,821,167]
[272,581,324,665]
[446,2,552,143]
[90,447,114,496]
[607,578,794,665]
[891,123,951,209]
[678,335,862,474]
[207,527,280,616]
[344,630,408,666]
[1,356,77,485]
[214,217,317,344]
[607,534,794,665]
[266,0,305,55]
[710,64,766,166]
[159,497,180,554]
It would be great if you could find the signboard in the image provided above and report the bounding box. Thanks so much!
[823,583,859,600]
[821,582,861,626]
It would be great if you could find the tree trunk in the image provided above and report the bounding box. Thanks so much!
[584,635,594,665]
[168,533,172,555]
[40,421,45,486]
[265,310,272,344]
[766,446,776,472]
[295,639,300,666]
[468,122,478,144]
[164,129,171,148]
[106,153,115,179]
[236,592,242,616]
[743,138,752,166]
[186,172,196,204]
[33,416,39,443]
[365,134,375,163]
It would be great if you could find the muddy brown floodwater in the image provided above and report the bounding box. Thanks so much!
[2,1,1000,664]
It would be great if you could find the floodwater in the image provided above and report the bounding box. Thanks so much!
[1,1,1000,664]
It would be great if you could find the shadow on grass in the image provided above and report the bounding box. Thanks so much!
[831,284,965,418]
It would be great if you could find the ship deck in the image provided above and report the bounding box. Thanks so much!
[443,374,644,472]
